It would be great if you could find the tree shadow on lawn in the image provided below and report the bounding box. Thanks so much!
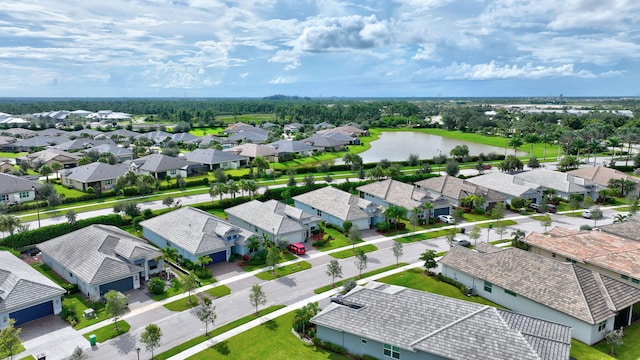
[213,341,230,355]
[263,319,279,331]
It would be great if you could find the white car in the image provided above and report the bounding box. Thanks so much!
[582,209,592,219]
[438,214,456,224]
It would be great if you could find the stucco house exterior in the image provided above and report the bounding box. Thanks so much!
[225,200,320,245]
[124,153,207,179]
[513,168,599,200]
[183,148,248,171]
[37,225,163,301]
[568,165,640,196]
[311,282,572,360]
[465,172,543,205]
[356,179,451,220]
[0,173,43,205]
[440,243,640,345]
[140,206,257,262]
[0,251,66,328]
[61,162,129,192]
[293,186,384,229]
[18,148,81,169]
[524,227,640,289]
[414,175,506,209]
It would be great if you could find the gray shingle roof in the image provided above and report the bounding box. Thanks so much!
[124,153,198,173]
[140,207,256,255]
[599,213,640,241]
[311,283,571,360]
[268,140,317,154]
[37,225,160,285]
[568,166,640,187]
[226,200,318,236]
[183,148,248,165]
[466,172,543,198]
[86,144,133,158]
[0,251,65,313]
[0,173,43,195]
[439,245,640,324]
[63,162,130,183]
[293,186,379,222]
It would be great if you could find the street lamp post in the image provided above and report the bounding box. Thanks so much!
[135,347,141,360]
[32,185,41,228]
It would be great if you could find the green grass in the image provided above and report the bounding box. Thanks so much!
[256,261,312,280]
[377,268,502,307]
[82,320,130,343]
[571,339,614,360]
[19,355,35,360]
[51,182,86,198]
[164,285,231,311]
[155,305,285,360]
[593,320,640,359]
[186,311,350,360]
[187,127,225,136]
[61,294,108,329]
[241,252,297,272]
[329,244,378,259]
[206,208,227,219]
[311,227,362,251]
[0,151,27,158]
[476,220,517,228]
[314,263,408,294]
[462,213,493,222]
[395,228,459,243]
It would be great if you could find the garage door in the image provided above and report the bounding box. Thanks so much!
[10,301,54,326]
[433,208,450,217]
[99,277,134,295]
[209,250,227,264]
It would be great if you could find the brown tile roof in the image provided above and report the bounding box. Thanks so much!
[568,166,640,187]
[414,175,506,202]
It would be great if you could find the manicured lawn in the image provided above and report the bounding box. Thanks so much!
[19,355,35,360]
[0,151,27,158]
[186,311,350,360]
[329,244,378,259]
[462,213,493,222]
[256,261,312,280]
[206,208,227,219]
[82,320,130,343]
[395,228,459,243]
[187,127,225,136]
[155,305,285,360]
[51,182,86,198]
[311,227,363,251]
[62,294,108,329]
[593,320,640,359]
[241,252,297,272]
[31,263,70,288]
[476,219,517,228]
[377,268,502,308]
[164,285,231,312]
[572,339,614,360]
[314,263,408,294]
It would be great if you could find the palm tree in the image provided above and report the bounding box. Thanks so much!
[196,255,212,268]
[421,202,434,222]
[209,182,227,201]
[226,179,239,198]
[386,205,408,231]
[39,164,53,182]
[0,214,21,236]
[508,136,523,155]
[607,136,622,166]
[252,156,270,177]
[161,247,179,265]
[50,161,63,180]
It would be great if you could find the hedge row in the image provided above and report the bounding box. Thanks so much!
[0,214,129,249]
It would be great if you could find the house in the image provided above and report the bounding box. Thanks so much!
[183,148,249,171]
[303,132,352,151]
[268,139,318,158]
[0,136,16,151]
[0,158,14,173]
[135,131,173,144]
[599,213,640,240]
[52,138,117,152]
[140,206,257,262]
[225,200,320,245]
[313,122,335,130]
[414,175,506,209]
[225,143,278,162]
[18,148,81,169]
[319,125,368,137]
[513,168,599,200]
[85,144,134,163]
[61,162,130,192]
[293,186,384,229]
[10,135,71,152]
[37,225,163,301]
[105,129,140,140]
[311,282,572,360]
[356,179,451,220]
[1,128,37,139]
[524,227,640,288]
[0,173,42,204]
[465,172,543,205]
[568,166,640,196]
[226,130,269,144]
[440,243,640,345]
[283,122,304,133]
[69,128,104,139]
[0,251,66,328]
[124,153,207,179]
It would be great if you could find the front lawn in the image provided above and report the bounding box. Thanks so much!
[82,320,130,343]
[61,294,108,329]
[311,227,362,251]
[155,305,285,360]
[329,244,378,259]
[377,268,501,307]
[256,261,312,280]
[164,285,231,312]
[572,339,614,360]
[186,311,350,360]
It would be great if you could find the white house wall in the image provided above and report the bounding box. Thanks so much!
[441,265,609,345]
[41,252,101,300]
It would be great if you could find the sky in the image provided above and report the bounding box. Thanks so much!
[1,0,640,98]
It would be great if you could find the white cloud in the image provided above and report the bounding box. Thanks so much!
[269,76,298,84]
[417,61,595,80]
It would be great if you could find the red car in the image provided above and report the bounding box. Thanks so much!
[287,242,307,255]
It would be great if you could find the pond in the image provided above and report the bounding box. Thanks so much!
[342,131,528,164]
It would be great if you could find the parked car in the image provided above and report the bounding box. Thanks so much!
[438,214,456,224]
[582,209,592,219]
[452,239,471,247]
[287,242,307,255]
[547,204,557,213]
[528,203,541,212]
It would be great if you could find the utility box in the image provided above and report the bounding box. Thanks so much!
[89,334,97,346]
[36,353,46,360]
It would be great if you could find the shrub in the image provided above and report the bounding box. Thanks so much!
[579,225,593,231]
[342,279,357,293]
[376,222,390,232]
[60,304,79,324]
[436,273,467,293]
[148,278,166,295]
[132,216,145,231]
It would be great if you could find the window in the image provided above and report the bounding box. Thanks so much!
[598,321,607,332]
[0,194,8,202]
[19,191,29,199]
[633,278,640,284]
[105,179,113,186]
[622,275,629,280]
[484,281,493,293]
[316,210,321,216]
[383,344,400,359]
[168,170,176,175]
[505,289,517,297]
[361,337,367,344]
[565,258,576,264]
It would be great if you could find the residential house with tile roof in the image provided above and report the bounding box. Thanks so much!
[0,158,14,172]
[226,130,269,144]
[85,144,134,163]
[599,213,640,240]
[0,251,66,328]
[513,168,599,200]
[303,132,353,151]
[140,206,257,262]
[69,128,104,139]
[183,148,248,171]
[52,138,117,152]
[61,162,130,192]
[568,165,640,196]
[226,200,320,245]
[225,143,278,162]
[1,128,37,139]
[37,225,163,301]
[10,135,71,152]
[0,173,43,205]
[465,172,543,205]
[293,186,384,229]
[18,148,81,169]
[311,282,572,360]
[440,244,640,344]
[414,175,506,209]
[124,153,206,179]
[356,179,452,220]
[268,139,318,158]
[0,136,16,151]
[134,130,173,144]
[524,227,640,289]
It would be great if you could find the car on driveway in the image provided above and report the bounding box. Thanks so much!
[287,242,307,255]
[452,239,471,247]
[438,215,456,224]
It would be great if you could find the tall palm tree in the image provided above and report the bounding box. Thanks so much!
[607,136,623,166]
[226,179,239,198]
[508,136,523,155]
[0,215,21,236]
[161,247,179,265]
[252,156,270,177]
[209,182,227,201]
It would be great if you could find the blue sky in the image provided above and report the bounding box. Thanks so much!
[2,0,640,98]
